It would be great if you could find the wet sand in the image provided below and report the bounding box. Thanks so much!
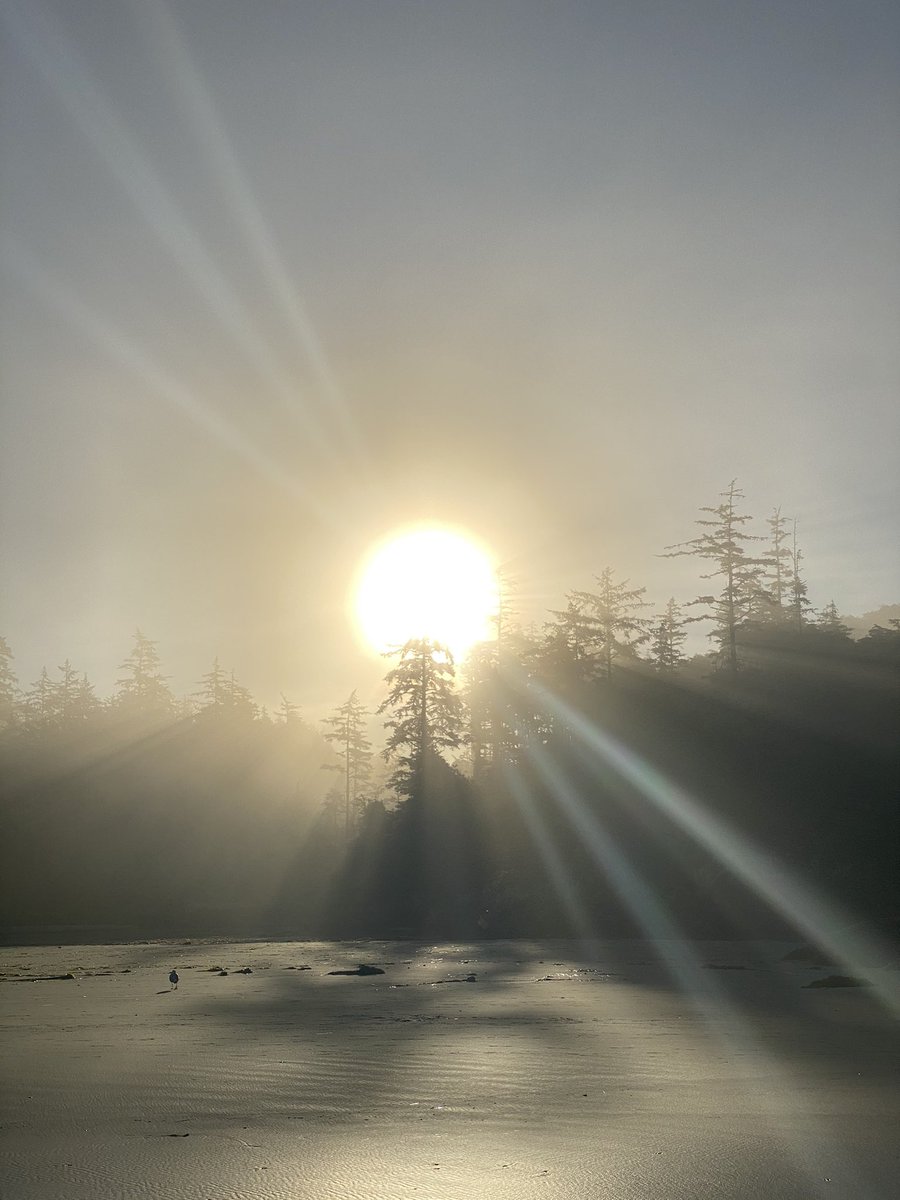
[1,939,898,1198]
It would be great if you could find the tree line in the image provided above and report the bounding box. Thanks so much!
[2,480,895,746]
[1,481,897,942]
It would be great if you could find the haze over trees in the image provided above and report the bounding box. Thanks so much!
[378,639,464,793]
[664,480,763,673]
[321,690,372,835]
[1,483,897,943]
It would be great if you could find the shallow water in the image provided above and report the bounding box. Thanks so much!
[1,940,898,1198]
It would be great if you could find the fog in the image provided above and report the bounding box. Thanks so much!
[2,0,898,711]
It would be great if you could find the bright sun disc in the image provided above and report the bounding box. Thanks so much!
[355,527,499,659]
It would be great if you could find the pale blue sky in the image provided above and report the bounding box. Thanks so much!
[1,0,898,709]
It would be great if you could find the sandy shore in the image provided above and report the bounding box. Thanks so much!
[1,939,898,1199]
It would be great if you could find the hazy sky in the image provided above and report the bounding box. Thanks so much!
[2,0,898,713]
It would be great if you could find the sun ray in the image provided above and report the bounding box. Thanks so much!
[511,734,868,1196]
[530,679,900,1018]
[1,239,336,525]
[2,0,338,456]
[125,0,363,460]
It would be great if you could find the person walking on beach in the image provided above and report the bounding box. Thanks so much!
[169,969,179,990]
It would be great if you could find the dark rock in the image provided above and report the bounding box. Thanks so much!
[804,974,866,989]
[327,964,385,976]
[14,973,76,982]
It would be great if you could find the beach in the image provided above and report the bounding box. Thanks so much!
[1,939,898,1199]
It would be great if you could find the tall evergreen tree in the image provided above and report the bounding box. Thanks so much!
[275,694,301,725]
[378,639,464,795]
[55,659,81,724]
[735,558,772,625]
[664,480,763,673]
[788,519,813,633]
[463,640,523,776]
[466,626,549,773]
[322,690,373,835]
[70,672,101,725]
[466,567,523,770]
[225,669,256,718]
[22,660,99,728]
[23,668,55,728]
[115,630,174,719]
[817,600,852,640]
[465,571,531,775]
[195,656,228,711]
[75,676,101,720]
[194,658,255,720]
[0,636,19,730]
[648,598,689,671]
[763,507,792,618]
[540,594,602,686]
[573,566,650,677]
[463,641,495,779]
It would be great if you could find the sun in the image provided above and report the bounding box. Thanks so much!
[355,526,499,660]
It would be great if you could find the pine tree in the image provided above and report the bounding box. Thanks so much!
[734,558,772,625]
[378,639,464,795]
[463,639,525,775]
[115,630,174,719]
[0,636,19,730]
[70,672,100,724]
[466,571,528,776]
[62,667,100,720]
[194,658,255,720]
[540,594,602,685]
[23,668,56,729]
[763,507,792,618]
[573,566,650,678]
[226,670,255,717]
[56,659,81,724]
[467,621,553,773]
[24,661,100,728]
[817,600,852,640]
[648,598,689,671]
[788,519,813,633]
[664,480,763,673]
[195,656,229,711]
[322,690,373,835]
[275,694,301,725]
[463,641,495,778]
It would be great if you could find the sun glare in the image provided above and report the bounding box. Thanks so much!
[355,526,499,659]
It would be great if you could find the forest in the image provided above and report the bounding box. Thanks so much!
[1,484,898,944]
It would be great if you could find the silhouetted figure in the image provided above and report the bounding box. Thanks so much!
[169,969,179,989]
